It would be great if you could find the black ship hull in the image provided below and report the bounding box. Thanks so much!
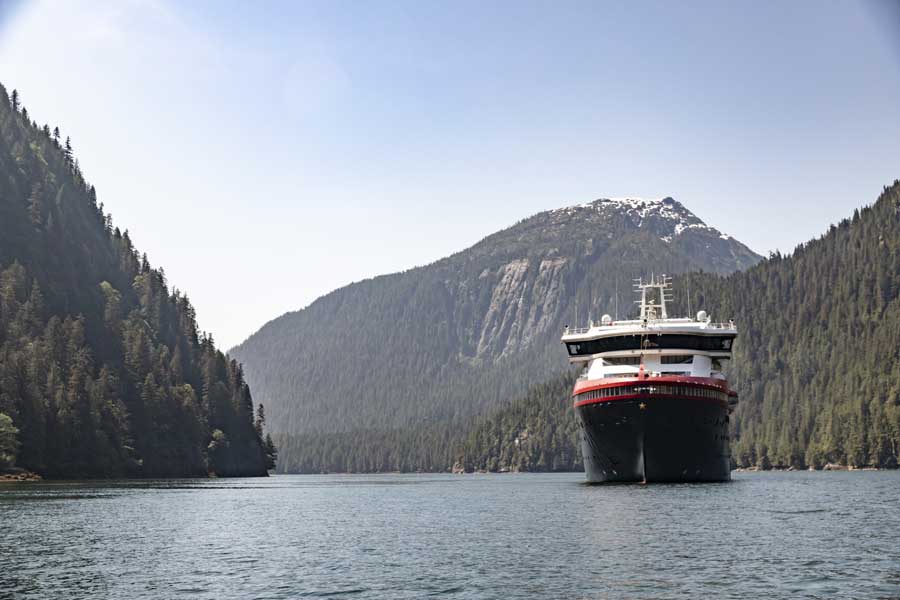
[576,396,731,483]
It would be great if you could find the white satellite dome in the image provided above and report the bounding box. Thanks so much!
[696,310,708,322]
[601,314,612,325]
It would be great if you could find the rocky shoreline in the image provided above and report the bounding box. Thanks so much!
[0,469,42,482]
[734,464,883,472]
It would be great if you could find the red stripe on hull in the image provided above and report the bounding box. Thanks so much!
[573,393,728,409]
[573,376,732,409]
[573,375,731,396]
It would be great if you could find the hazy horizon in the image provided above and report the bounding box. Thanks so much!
[1,0,898,347]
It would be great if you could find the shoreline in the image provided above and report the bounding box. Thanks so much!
[2,466,893,480]
[0,470,270,482]
[734,464,885,473]
[271,465,895,476]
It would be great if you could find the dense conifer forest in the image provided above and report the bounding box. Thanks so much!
[453,372,582,472]
[275,182,900,473]
[0,83,274,478]
[694,183,900,469]
[272,374,582,474]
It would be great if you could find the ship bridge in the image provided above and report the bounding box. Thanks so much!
[560,275,737,380]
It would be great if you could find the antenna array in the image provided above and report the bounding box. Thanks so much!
[633,273,673,321]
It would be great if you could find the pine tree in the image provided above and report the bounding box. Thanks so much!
[27,182,42,227]
[255,403,266,438]
[0,413,19,469]
[264,433,277,470]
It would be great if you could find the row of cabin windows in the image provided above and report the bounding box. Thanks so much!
[603,355,693,366]
[577,385,727,403]
[600,356,725,370]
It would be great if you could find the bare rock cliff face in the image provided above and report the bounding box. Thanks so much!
[231,197,761,436]
[469,256,568,360]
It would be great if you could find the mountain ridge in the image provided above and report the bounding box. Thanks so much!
[238,195,744,347]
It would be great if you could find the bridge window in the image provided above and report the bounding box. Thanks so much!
[566,334,735,356]
[661,355,693,364]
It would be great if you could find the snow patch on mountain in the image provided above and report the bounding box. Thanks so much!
[554,196,733,244]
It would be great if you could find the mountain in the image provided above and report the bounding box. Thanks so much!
[232,194,760,469]
[0,83,274,478]
[456,181,900,471]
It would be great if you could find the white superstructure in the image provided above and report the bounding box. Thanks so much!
[561,275,736,382]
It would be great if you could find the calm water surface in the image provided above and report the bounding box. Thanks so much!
[2,472,899,599]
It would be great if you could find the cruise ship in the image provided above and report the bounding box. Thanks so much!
[561,275,738,483]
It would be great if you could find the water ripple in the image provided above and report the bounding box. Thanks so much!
[2,472,900,599]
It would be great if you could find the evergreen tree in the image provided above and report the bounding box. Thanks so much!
[27,182,42,227]
[255,403,266,438]
[0,413,19,469]
[264,433,277,470]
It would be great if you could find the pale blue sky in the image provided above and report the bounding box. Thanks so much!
[1,0,898,348]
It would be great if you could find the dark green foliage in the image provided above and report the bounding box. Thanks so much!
[0,412,18,468]
[266,373,580,474]
[454,372,582,473]
[680,182,900,470]
[255,403,277,470]
[272,424,460,473]
[264,433,277,471]
[0,82,269,478]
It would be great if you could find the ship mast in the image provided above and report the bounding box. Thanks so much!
[634,274,673,322]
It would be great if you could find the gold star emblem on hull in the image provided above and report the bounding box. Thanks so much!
[639,402,647,410]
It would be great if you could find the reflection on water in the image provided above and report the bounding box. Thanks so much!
[2,472,899,599]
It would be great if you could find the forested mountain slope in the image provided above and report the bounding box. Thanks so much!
[453,372,582,473]
[271,373,582,475]
[705,182,900,469]
[456,181,900,471]
[232,194,760,458]
[0,83,272,478]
